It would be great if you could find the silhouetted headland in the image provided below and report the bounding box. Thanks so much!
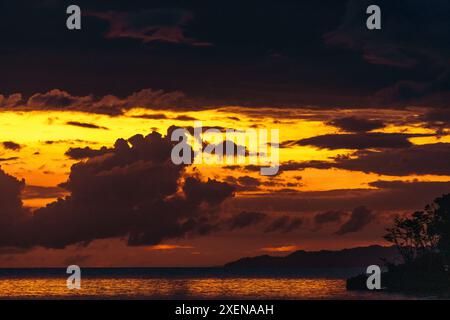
[224,245,400,269]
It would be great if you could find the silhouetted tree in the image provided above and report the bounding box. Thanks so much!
[432,194,450,263]
[384,194,450,265]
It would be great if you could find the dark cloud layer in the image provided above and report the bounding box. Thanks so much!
[233,180,450,213]
[274,143,450,176]
[1,89,193,115]
[328,117,386,133]
[291,133,431,150]
[1,1,449,108]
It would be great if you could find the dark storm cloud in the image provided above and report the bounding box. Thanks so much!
[66,121,108,130]
[0,129,235,249]
[335,206,374,235]
[2,0,448,108]
[287,133,432,150]
[264,215,303,233]
[328,116,386,133]
[2,141,22,151]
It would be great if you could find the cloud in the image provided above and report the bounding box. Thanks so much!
[65,146,112,160]
[0,129,235,250]
[330,143,450,176]
[325,0,450,108]
[66,121,109,130]
[328,116,386,133]
[275,143,450,176]
[132,113,169,120]
[183,177,234,206]
[0,157,19,162]
[291,133,431,150]
[421,108,450,132]
[314,210,347,226]
[88,9,211,46]
[1,88,193,115]
[226,211,267,230]
[233,180,450,213]
[22,185,67,200]
[2,141,22,151]
[225,175,261,191]
[0,170,30,247]
[264,215,303,233]
[131,113,198,121]
[335,206,375,235]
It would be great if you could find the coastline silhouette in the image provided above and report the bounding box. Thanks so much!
[347,193,450,293]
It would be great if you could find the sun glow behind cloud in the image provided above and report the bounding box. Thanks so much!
[0,107,447,211]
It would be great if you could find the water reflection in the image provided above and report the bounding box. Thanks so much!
[0,277,417,299]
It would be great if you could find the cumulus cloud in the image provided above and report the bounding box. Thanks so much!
[0,129,235,250]
[335,206,374,235]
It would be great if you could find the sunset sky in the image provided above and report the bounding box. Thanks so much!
[0,0,449,267]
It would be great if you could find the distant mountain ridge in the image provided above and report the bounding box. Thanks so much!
[224,245,401,269]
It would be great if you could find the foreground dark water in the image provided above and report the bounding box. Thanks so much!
[0,268,433,299]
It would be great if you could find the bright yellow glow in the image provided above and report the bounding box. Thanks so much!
[0,107,447,209]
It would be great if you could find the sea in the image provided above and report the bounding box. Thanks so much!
[0,268,437,299]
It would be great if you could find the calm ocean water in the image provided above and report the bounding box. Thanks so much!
[0,268,431,299]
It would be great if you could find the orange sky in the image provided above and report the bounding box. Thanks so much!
[0,106,448,267]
